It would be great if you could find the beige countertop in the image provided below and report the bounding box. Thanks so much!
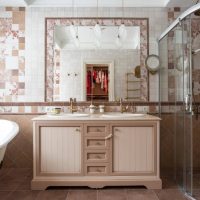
[32,113,160,121]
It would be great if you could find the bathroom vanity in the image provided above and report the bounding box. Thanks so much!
[31,113,162,190]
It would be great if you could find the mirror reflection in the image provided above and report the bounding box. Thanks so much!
[45,18,149,102]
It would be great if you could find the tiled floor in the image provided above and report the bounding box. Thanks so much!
[193,173,200,199]
[0,168,192,200]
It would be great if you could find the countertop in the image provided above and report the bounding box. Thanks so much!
[32,113,161,121]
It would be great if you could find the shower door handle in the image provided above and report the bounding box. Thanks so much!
[184,94,192,112]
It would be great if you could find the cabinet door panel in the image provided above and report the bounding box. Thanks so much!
[40,127,81,174]
[112,126,155,174]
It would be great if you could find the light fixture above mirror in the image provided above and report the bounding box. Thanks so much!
[54,25,140,50]
[118,0,127,42]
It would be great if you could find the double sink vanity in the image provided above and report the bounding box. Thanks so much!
[31,112,162,190]
[31,16,162,190]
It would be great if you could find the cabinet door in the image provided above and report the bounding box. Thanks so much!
[112,126,156,175]
[39,126,82,175]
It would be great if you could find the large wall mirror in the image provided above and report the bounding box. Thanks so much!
[45,18,149,102]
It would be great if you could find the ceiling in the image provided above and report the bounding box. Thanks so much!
[54,25,140,50]
[0,0,195,8]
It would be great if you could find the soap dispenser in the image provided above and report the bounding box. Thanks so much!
[89,103,96,114]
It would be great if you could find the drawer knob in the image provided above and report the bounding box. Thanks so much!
[75,128,80,132]
[96,168,102,172]
[96,128,101,132]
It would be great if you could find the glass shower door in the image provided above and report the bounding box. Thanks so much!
[174,17,193,196]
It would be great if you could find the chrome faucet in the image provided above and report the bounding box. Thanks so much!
[69,98,78,113]
[119,98,128,113]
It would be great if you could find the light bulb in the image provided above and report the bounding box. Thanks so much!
[74,35,80,48]
[94,23,102,39]
[115,35,122,48]
[70,24,76,39]
[119,23,127,40]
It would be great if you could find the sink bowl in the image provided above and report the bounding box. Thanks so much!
[47,113,90,117]
[101,113,145,118]
[64,113,90,117]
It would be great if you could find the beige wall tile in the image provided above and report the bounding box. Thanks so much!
[13,11,25,24]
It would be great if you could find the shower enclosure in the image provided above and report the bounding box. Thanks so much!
[159,3,200,198]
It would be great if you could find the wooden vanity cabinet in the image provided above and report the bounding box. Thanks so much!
[110,122,157,176]
[32,119,161,190]
[33,121,83,176]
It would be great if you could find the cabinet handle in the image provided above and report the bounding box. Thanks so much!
[75,128,80,132]
[95,155,101,159]
[96,168,102,172]
[114,128,119,132]
[96,128,101,132]
[95,142,101,145]
[105,133,113,140]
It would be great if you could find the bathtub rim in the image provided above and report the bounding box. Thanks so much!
[0,119,19,149]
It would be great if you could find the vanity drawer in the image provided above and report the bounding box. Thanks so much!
[85,124,108,136]
[85,150,109,162]
[85,137,110,149]
[85,163,109,176]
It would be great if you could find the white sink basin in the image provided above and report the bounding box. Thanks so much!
[47,113,90,117]
[65,113,90,117]
[101,113,145,118]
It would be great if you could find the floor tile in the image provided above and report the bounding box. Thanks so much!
[154,189,189,200]
[193,189,200,200]
[0,180,21,191]
[66,190,97,200]
[5,191,40,200]
[127,189,159,200]
[16,178,31,190]
[0,168,31,182]
[98,189,127,200]
[36,190,68,200]
[0,168,12,181]
[0,191,12,200]
[161,176,179,189]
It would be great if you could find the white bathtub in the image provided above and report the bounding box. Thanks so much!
[0,120,19,166]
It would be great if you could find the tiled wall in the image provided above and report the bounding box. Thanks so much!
[159,8,200,105]
[25,7,167,102]
[0,7,25,102]
[0,7,169,113]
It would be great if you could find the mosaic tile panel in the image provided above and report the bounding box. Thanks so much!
[192,19,200,102]
[0,7,25,102]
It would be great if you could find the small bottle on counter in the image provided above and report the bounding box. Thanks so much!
[99,105,105,113]
[89,104,96,114]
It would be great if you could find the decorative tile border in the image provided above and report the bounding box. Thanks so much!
[1,101,198,114]
[45,18,149,102]
[0,7,25,102]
